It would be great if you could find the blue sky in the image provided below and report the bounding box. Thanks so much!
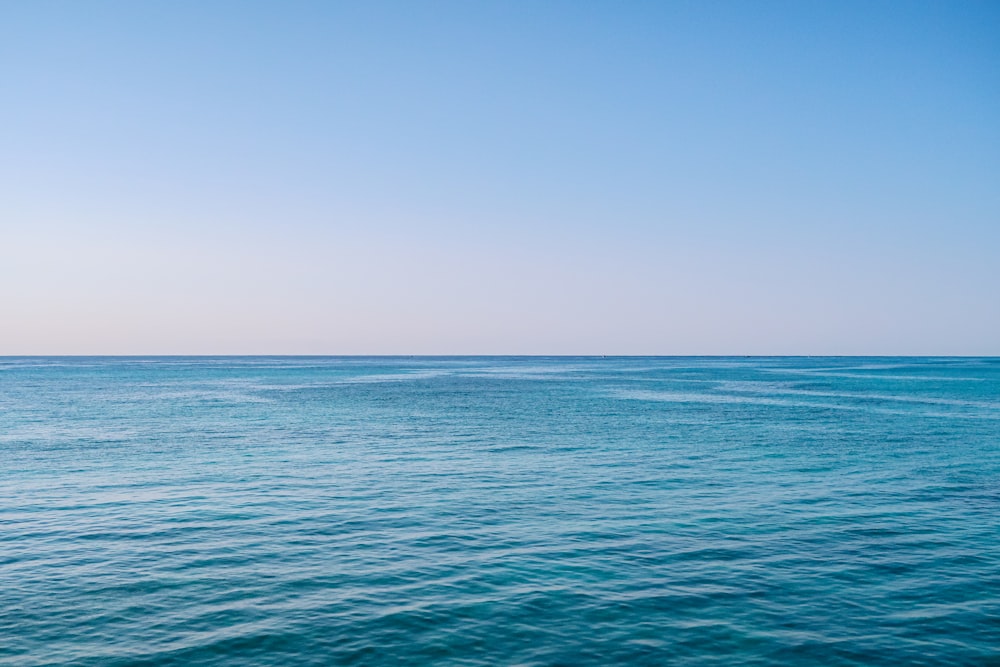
[2,1,998,354]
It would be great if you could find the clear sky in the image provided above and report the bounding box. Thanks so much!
[2,1,998,355]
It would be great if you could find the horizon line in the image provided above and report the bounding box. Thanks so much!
[2,354,997,359]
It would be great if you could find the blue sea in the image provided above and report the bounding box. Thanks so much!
[1,357,998,666]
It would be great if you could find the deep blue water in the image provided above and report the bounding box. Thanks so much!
[1,357,998,666]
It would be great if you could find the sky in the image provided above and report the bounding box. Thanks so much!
[2,1,998,355]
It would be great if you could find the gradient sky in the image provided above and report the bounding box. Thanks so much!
[2,1,998,354]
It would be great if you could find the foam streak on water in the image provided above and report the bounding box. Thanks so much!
[1,357,998,665]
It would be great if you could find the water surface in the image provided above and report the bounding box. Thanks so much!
[1,357,998,665]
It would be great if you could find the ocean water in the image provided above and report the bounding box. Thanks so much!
[1,357,998,666]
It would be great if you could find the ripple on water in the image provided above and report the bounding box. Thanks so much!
[1,357,998,666]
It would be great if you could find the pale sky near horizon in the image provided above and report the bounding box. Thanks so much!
[2,1,998,355]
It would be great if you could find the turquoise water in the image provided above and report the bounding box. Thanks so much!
[1,357,998,666]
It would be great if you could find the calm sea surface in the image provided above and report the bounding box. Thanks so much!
[1,357,998,666]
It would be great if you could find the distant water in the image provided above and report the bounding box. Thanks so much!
[2,357,998,666]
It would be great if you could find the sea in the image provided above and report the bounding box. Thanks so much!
[1,356,998,666]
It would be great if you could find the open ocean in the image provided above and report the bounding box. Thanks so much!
[1,356,998,666]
